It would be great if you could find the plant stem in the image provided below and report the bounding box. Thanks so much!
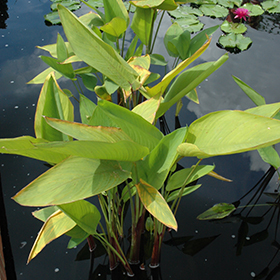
[150,11,165,54]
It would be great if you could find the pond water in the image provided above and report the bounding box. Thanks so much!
[1,1,280,279]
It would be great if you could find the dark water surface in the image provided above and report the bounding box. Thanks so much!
[1,1,280,279]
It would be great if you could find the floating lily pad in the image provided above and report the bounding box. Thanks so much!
[44,11,61,25]
[51,1,80,11]
[199,4,228,17]
[169,5,203,18]
[219,33,252,51]
[217,0,235,8]
[195,0,217,4]
[85,0,104,7]
[173,17,204,33]
[242,3,264,16]
[221,20,247,34]
[262,0,280,13]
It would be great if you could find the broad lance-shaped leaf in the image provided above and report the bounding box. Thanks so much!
[0,136,67,164]
[57,4,139,91]
[135,127,187,190]
[28,210,76,263]
[58,200,101,236]
[156,53,228,118]
[13,156,131,207]
[177,110,280,158]
[89,100,163,151]
[136,179,177,231]
[34,140,149,162]
[145,38,211,98]
[35,72,74,142]
[131,6,153,46]
[44,116,134,142]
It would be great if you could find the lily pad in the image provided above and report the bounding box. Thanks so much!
[199,4,228,18]
[217,0,235,8]
[262,0,280,13]
[173,17,204,33]
[242,3,264,16]
[169,5,203,18]
[51,1,80,11]
[219,33,252,51]
[221,20,247,34]
[44,11,61,25]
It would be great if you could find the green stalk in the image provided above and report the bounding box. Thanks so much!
[146,9,157,54]
[172,159,202,216]
[150,10,165,54]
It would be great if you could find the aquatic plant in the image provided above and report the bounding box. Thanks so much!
[1,0,280,276]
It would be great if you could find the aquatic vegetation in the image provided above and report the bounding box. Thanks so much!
[2,0,280,276]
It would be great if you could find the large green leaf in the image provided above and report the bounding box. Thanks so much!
[177,109,280,158]
[44,116,134,142]
[34,139,149,161]
[132,93,162,124]
[100,17,127,37]
[164,22,185,57]
[103,0,129,25]
[135,127,187,190]
[131,6,154,46]
[156,53,228,118]
[40,55,75,79]
[136,179,177,230]
[79,94,97,124]
[57,5,139,91]
[34,73,74,142]
[58,200,101,235]
[258,146,280,169]
[0,136,67,164]
[28,210,76,263]
[89,100,163,151]
[245,103,280,118]
[13,156,131,206]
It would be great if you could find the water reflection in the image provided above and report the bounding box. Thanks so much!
[0,0,8,29]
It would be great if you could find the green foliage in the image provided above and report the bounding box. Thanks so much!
[5,0,280,273]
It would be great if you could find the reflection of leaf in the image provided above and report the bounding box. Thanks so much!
[236,221,248,256]
[253,267,269,279]
[242,216,264,225]
[183,235,220,256]
[164,235,194,246]
[244,230,268,246]
[90,264,107,280]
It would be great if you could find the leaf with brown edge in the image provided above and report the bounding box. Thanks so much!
[28,210,75,263]
[136,179,177,231]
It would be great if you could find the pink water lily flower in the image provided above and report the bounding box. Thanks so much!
[234,8,250,21]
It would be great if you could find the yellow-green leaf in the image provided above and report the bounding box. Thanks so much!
[136,179,177,231]
[28,210,76,263]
